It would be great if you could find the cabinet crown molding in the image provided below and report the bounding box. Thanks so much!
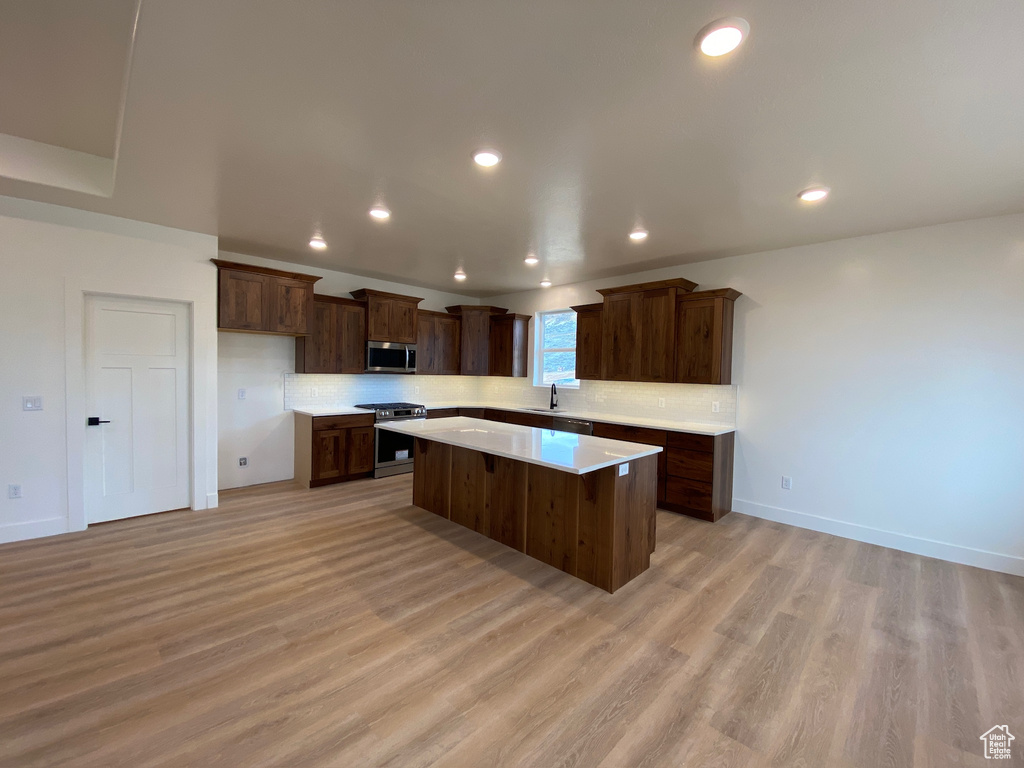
[677,288,742,302]
[596,277,697,296]
[444,305,509,315]
[350,288,424,304]
[210,258,322,283]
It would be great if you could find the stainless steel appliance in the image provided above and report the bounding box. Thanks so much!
[356,401,427,477]
[552,416,593,435]
[366,341,417,373]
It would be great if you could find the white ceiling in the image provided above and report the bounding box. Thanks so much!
[2,0,1023,296]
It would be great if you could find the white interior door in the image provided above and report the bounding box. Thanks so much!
[84,296,191,524]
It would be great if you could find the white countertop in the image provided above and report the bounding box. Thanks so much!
[375,417,662,475]
[291,404,734,436]
[292,407,373,417]
[420,404,735,436]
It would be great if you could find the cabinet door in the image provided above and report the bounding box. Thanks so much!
[301,300,337,373]
[338,303,366,373]
[574,308,603,380]
[488,317,513,377]
[366,297,391,341]
[347,427,375,474]
[601,292,640,381]
[639,288,675,382]
[675,299,718,384]
[268,277,312,334]
[391,300,418,344]
[460,310,491,376]
[218,269,269,331]
[437,316,461,375]
[417,315,437,373]
[311,429,346,481]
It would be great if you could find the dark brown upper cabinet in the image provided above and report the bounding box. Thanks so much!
[598,279,696,381]
[675,289,741,385]
[350,289,422,344]
[445,306,507,376]
[212,259,320,335]
[489,314,530,377]
[295,295,367,374]
[570,303,603,381]
[416,310,461,375]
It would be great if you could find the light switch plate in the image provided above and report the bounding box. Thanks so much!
[781,476,793,490]
[237,389,246,400]
[618,463,629,476]
[22,396,43,411]
[712,401,721,413]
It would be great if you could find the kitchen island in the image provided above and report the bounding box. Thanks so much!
[376,417,662,592]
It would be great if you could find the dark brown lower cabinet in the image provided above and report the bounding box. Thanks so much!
[294,412,375,487]
[411,436,656,593]
[426,408,460,419]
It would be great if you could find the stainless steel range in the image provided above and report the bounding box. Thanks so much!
[355,402,427,477]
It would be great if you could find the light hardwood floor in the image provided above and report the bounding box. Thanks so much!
[1,476,1022,767]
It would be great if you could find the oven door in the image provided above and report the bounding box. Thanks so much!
[374,419,423,476]
[366,341,415,373]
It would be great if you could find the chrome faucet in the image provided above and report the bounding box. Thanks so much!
[550,383,558,410]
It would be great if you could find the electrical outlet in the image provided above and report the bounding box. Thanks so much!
[8,484,22,499]
[618,463,629,476]
[781,476,792,490]
[22,396,43,411]
[712,401,721,413]
[310,387,319,397]
[658,397,665,408]
[415,386,420,395]
[237,388,246,400]
[239,457,248,467]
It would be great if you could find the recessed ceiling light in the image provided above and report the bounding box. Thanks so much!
[629,228,649,242]
[696,17,750,57]
[540,279,552,288]
[524,253,539,265]
[798,186,831,203]
[309,235,327,250]
[473,149,502,167]
[454,270,467,281]
[369,205,391,220]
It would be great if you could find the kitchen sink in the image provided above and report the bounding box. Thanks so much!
[525,407,565,413]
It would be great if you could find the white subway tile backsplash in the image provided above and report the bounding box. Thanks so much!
[284,373,735,426]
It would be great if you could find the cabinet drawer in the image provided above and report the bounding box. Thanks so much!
[592,422,667,446]
[665,477,713,512]
[505,411,555,429]
[460,407,486,419]
[666,448,714,483]
[427,408,460,419]
[312,414,374,430]
[666,431,715,453]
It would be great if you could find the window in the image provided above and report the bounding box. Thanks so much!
[535,309,579,387]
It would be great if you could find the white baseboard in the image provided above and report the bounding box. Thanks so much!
[205,492,219,509]
[733,499,1024,577]
[0,517,68,545]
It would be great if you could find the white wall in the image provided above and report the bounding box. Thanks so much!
[0,196,219,544]
[488,214,1024,575]
[215,251,477,490]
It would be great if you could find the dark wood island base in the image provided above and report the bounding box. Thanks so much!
[411,437,658,593]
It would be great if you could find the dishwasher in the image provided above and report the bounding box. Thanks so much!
[551,417,593,436]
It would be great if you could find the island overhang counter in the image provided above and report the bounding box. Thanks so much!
[376,417,662,592]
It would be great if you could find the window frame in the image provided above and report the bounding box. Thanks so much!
[533,308,580,389]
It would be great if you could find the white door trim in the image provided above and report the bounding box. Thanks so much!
[65,277,218,533]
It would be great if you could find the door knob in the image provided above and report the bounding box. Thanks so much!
[87,417,111,426]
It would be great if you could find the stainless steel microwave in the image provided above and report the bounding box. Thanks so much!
[366,341,417,373]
